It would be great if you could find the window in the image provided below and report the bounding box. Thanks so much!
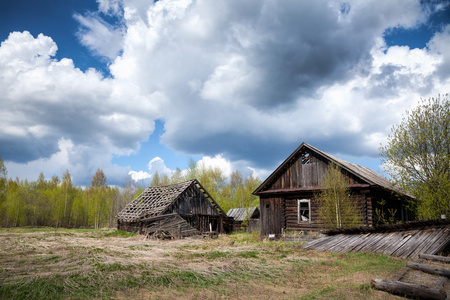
[298,199,310,223]
[302,152,311,164]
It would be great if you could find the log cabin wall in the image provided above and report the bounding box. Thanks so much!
[255,143,414,238]
[285,192,369,232]
[259,150,369,235]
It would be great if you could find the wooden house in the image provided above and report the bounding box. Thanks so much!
[116,179,233,238]
[253,142,414,238]
[227,207,260,231]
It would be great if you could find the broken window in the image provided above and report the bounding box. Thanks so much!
[302,152,311,164]
[298,199,310,222]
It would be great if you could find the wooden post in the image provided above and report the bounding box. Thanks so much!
[371,279,446,300]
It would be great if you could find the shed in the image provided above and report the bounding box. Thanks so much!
[253,142,414,238]
[116,179,233,238]
[227,207,260,231]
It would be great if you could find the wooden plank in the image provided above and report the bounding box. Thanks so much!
[370,279,446,300]
[395,229,427,258]
[408,228,445,259]
[418,228,450,256]
[380,231,406,256]
[388,232,414,257]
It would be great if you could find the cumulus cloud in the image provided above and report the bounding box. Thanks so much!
[128,156,173,183]
[2,0,450,186]
[112,0,447,169]
[0,31,157,185]
[128,170,151,182]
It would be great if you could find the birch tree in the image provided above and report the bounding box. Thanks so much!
[317,163,361,230]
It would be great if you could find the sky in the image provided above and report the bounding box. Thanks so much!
[1,0,450,187]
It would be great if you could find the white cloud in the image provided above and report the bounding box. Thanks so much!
[148,157,172,176]
[2,1,450,186]
[105,0,445,167]
[0,31,157,185]
[197,154,232,178]
[128,170,151,181]
[74,13,124,60]
[96,0,123,16]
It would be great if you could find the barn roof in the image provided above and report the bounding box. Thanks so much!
[303,219,450,259]
[116,179,226,222]
[254,142,412,197]
[227,207,260,222]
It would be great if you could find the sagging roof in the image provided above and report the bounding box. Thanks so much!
[116,179,226,222]
[254,142,412,197]
[303,219,450,259]
[227,207,260,222]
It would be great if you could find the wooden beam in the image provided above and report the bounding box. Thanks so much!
[371,279,446,300]
[419,253,450,263]
[255,184,371,195]
[406,261,450,277]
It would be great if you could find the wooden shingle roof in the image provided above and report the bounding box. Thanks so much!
[227,207,260,222]
[116,179,225,222]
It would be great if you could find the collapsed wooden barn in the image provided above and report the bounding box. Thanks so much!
[253,142,414,238]
[116,179,233,238]
[227,207,260,231]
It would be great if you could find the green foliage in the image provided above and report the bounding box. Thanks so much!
[380,94,450,219]
[0,156,7,223]
[0,171,122,228]
[0,157,260,229]
[150,171,170,187]
[91,168,107,187]
[374,199,398,225]
[316,163,361,230]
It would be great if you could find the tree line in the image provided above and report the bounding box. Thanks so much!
[0,159,261,228]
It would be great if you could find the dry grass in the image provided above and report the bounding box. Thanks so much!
[0,227,407,299]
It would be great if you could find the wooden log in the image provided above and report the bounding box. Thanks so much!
[419,253,450,263]
[370,279,446,300]
[406,261,450,277]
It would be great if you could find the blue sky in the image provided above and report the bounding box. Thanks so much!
[1,0,449,186]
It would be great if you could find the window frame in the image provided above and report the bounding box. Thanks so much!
[298,199,311,223]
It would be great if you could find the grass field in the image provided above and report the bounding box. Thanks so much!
[0,227,406,299]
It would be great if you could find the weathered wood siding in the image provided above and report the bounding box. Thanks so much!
[167,185,220,216]
[260,197,285,237]
[285,193,368,232]
[265,151,364,190]
[256,146,413,237]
